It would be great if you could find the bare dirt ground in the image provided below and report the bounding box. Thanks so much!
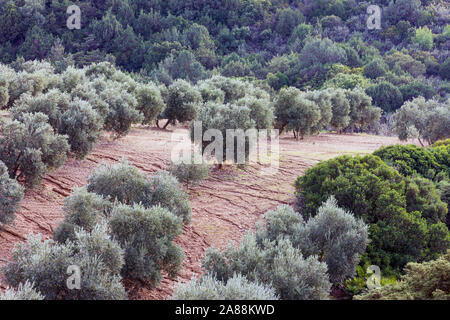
[0,126,409,299]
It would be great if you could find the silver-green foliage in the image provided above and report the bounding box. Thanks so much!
[169,157,210,188]
[0,112,70,186]
[108,204,184,287]
[257,198,369,285]
[146,170,192,224]
[59,99,103,159]
[172,274,279,300]
[2,225,127,300]
[0,160,24,225]
[0,281,44,300]
[202,235,331,300]
[394,97,450,146]
[87,159,151,206]
[54,188,112,243]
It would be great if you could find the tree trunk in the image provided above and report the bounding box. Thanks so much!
[156,119,160,128]
[162,119,171,129]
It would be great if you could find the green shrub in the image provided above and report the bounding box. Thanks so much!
[364,60,388,79]
[10,89,70,130]
[0,281,44,300]
[101,85,143,138]
[439,58,450,80]
[295,154,450,275]
[87,159,151,206]
[356,250,450,300]
[256,198,369,286]
[366,82,404,113]
[394,97,450,146]
[0,113,70,187]
[202,236,331,300]
[169,157,210,188]
[54,188,112,243]
[163,79,202,128]
[373,145,443,179]
[135,83,165,125]
[0,160,24,225]
[146,170,192,224]
[59,99,103,159]
[172,274,279,300]
[2,226,127,300]
[108,204,183,287]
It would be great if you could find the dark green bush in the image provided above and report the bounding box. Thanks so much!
[373,145,443,180]
[295,154,450,275]
[169,157,210,188]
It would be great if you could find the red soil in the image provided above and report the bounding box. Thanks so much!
[0,126,410,299]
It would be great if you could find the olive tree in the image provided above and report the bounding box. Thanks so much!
[101,84,143,138]
[135,83,165,126]
[162,79,202,129]
[0,160,24,225]
[0,113,70,186]
[169,157,210,189]
[108,204,183,287]
[59,99,103,159]
[2,227,127,300]
[256,198,369,286]
[202,235,331,300]
[394,97,450,146]
[10,89,71,131]
[86,159,151,206]
[345,88,381,132]
[172,274,279,300]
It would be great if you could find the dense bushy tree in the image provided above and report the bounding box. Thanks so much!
[295,154,450,275]
[327,88,350,133]
[0,113,69,186]
[394,97,450,146]
[2,227,127,300]
[366,82,404,113]
[172,274,279,300]
[87,160,151,206]
[101,85,143,138]
[10,89,70,131]
[192,102,255,164]
[162,79,202,129]
[54,188,112,244]
[202,235,331,300]
[256,198,369,286]
[373,145,444,180]
[0,160,24,225]
[356,250,450,300]
[134,83,165,125]
[345,88,381,132]
[146,170,192,224]
[59,99,103,159]
[169,157,210,189]
[108,204,183,287]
